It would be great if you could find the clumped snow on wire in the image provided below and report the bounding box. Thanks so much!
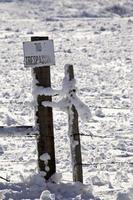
[42,64,91,122]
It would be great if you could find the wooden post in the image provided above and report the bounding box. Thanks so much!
[66,64,83,183]
[31,36,56,180]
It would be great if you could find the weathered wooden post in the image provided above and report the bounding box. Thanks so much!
[66,64,83,183]
[31,36,56,180]
[23,36,56,180]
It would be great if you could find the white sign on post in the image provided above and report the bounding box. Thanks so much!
[23,40,55,67]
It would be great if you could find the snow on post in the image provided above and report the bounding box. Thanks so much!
[40,153,51,176]
[41,63,91,183]
[65,64,83,183]
[31,36,56,181]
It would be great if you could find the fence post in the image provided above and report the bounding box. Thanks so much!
[31,36,56,180]
[66,64,83,183]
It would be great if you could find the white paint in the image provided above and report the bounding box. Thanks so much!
[23,40,55,67]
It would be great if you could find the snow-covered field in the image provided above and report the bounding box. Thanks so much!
[0,0,133,199]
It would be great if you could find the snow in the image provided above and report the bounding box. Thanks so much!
[40,190,55,200]
[0,0,133,199]
[70,94,91,121]
[41,64,91,121]
[40,153,51,162]
[39,153,51,176]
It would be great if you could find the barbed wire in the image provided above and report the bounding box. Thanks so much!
[76,161,133,167]
[71,132,133,140]
[0,176,10,182]
[79,133,112,139]
[0,103,129,112]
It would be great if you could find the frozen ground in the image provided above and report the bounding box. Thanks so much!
[0,0,133,199]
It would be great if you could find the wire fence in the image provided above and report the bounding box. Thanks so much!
[0,100,132,183]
